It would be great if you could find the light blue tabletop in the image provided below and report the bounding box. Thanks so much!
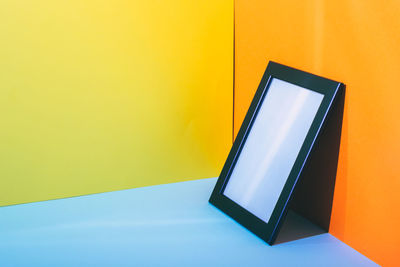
[0,178,377,267]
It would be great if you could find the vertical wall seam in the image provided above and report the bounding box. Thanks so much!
[232,0,236,144]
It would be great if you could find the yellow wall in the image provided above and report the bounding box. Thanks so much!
[0,0,233,206]
[234,0,400,266]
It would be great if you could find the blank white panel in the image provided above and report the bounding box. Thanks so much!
[223,78,324,223]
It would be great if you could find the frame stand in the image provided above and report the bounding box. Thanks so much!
[274,88,345,244]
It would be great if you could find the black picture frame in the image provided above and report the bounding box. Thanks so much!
[209,61,345,245]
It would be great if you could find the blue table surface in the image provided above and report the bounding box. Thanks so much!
[0,178,378,267]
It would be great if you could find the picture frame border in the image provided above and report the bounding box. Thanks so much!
[209,61,345,245]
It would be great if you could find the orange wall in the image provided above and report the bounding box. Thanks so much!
[234,0,400,266]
